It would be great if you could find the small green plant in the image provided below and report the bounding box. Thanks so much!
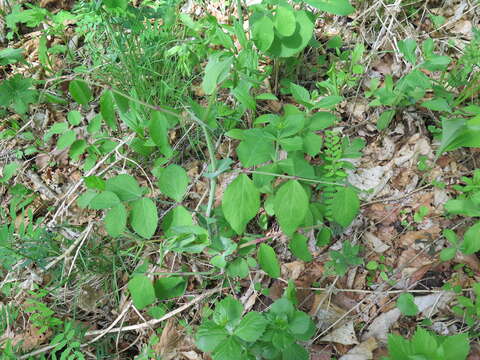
[396,293,419,316]
[443,170,480,256]
[195,291,315,360]
[25,289,63,334]
[77,174,160,239]
[49,321,86,360]
[326,241,363,276]
[383,326,470,360]
[451,282,480,329]
[413,205,429,223]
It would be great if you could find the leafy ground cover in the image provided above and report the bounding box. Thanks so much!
[0,0,480,358]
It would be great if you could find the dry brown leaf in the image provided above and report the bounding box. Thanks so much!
[320,320,358,345]
[154,319,183,360]
[340,337,378,360]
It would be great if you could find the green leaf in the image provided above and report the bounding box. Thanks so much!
[0,74,37,114]
[89,191,121,210]
[420,55,451,71]
[56,130,76,150]
[303,132,323,156]
[440,247,456,262]
[377,109,396,130]
[157,164,189,202]
[268,11,314,58]
[274,5,296,37]
[330,186,359,227]
[251,15,275,52]
[212,337,243,360]
[162,206,193,236]
[149,111,172,157]
[202,53,233,95]
[226,258,249,278]
[105,204,127,237]
[166,226,209,253]
[316,95,343,109]
[0,162,19,183]
[290,83,311,105]
[67,110,82,126]
[274,180,309,236]
[396,293,419,316]
[398,38,417,65]
[105,174,143,201]
[234,312,267,342]
[237,137,275,167]
[289,311,313,335]
[130,198,158,239]
[154,276,187,300]
[289,233,312,262]
[222,174,260,234]
[77,189,97,209]
[281,343,309,360]
[410,326,437,357]
[442,333,470,360]
[113,92,130,113]
[308,111,337,130]
[128,274,156,310]
[258,243,281,278]
[461,221,480,254]
[196,321,228,352]
[68,80,92,105]
[213,296,243,327]
[100,90,117,130]
[0,47,24,65]
[103,0,128,10]
[304,0,355,15]
[421,97,451,112]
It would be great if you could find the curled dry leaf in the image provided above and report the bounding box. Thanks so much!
[154,319,183,360]
[340,337,378,360]
[364,232,390,253]
[311,293,349,331]
[320,320,358,345]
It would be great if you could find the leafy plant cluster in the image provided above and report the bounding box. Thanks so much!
[196,287,315,360]
[1,0,480,358]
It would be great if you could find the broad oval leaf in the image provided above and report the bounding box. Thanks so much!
[105,174,143,201]
[289,233,312,262]
[201,53,233,95]
[69,80,92,105]
[149,110,172,157]
[251,15,275,52]
[56,130,76,150]
[105,203,127,237]
[396,293,419,316]
[268,11,314,58]
[158,164,189,202]
[89,191,121,210]
[305,0,355,15]
[461,221,480,254]
[162,206,193,236]
[154,276,187,300]
[274,6,296,37]
[128,274,156,310]
[222,174,260,234]
[258,243,281,278]
[130,198,158,239]
[100,90,117,130]
[274,180,309,236]
[237,137,275,167]
[331,186,359,228]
